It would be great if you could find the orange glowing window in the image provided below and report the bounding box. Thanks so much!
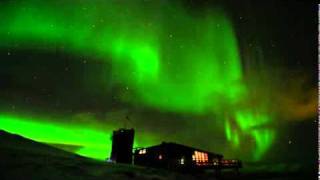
[192,151,208,165]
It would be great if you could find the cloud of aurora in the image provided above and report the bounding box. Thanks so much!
[0,0,304,161]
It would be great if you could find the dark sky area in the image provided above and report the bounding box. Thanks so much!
[0,0,317,171]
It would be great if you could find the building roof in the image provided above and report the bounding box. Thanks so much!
[137,142,223,158]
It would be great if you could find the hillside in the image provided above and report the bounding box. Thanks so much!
[0,130,202,180]
[0,130,315,180]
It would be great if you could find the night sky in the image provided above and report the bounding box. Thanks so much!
[0,0,317,169]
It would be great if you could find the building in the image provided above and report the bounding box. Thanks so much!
[133,142,229,172]
[110,128,134,164]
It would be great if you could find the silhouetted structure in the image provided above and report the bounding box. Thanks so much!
[110,128,134,164]
[133,142,241,172]
[109,129,241,173]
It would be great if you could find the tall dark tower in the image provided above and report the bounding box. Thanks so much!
[110,128,135,164]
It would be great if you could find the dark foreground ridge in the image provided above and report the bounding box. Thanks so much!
[0,130,203,180]
[0,130,314,180]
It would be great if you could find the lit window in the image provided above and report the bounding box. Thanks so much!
[179,157,185,165]
[192,151,208,165]
[138,149,147,154]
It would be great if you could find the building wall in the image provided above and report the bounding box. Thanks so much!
[133,143,223,171]
[110,128,134,164]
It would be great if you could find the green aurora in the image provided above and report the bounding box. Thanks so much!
[0,0,275,161]
[0,113,158,160]
[0,114,111,160]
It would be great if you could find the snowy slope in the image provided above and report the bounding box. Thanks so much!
[0,130,202,180]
